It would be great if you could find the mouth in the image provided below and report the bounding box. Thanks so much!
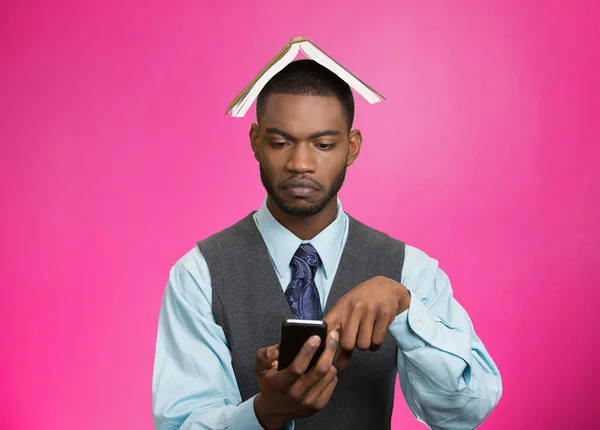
[280,179,321,197]
[284,187,318,197]
[282,180,319,190]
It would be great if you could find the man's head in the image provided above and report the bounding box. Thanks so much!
[256,60,355,133]
[250,60,363,218]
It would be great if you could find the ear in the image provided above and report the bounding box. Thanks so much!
[249,123,260,162]
[346,129,363,167]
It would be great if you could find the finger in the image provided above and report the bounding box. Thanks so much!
[333,348,353,371]
[253,345,279,375]
[371,310,393,350]
[356,308,376,350]
[340,305,363,352]
[303,366,338,406]
[293,366,338,415]
[312,370,339,411]
[268,345,280,360]
[295,331,339,395]
[278,336,322,386]
[323,308,342,332]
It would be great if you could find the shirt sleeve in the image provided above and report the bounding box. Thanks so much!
[152,247,293,430]
[388,245,503,429]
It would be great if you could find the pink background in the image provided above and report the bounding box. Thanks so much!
[2,0,599,429]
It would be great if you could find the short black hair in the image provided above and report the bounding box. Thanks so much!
[256,59,355,131]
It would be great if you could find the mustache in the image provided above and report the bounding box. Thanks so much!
[278,176,325,191]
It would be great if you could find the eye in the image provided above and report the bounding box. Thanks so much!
[315,142,334,150]
[270,141,289,148]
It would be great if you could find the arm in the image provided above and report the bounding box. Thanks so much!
[389,245,502,429]
[152,248,266,430]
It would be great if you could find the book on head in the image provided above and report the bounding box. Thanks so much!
[226,36,386,118]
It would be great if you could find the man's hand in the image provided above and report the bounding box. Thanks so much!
[324,276,411,370]
[253,331,339,430]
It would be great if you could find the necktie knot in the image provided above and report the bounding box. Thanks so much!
[291,243,321,280]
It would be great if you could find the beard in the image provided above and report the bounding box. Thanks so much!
[260,164,347,217]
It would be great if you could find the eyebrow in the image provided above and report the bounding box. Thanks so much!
[265,127,341,141]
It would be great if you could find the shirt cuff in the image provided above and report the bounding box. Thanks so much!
[238,395,295,430]
[389,295,431,351]
[389,297,473,380]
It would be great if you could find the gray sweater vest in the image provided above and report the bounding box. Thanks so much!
[197,212,405,429]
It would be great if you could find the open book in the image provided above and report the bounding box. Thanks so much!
[226,36,386,117]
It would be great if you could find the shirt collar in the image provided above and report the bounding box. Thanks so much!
[255,196,347,280]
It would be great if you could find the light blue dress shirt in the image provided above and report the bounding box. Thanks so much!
[152,198,502,430]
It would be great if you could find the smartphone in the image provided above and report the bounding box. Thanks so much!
[278,319,328,371]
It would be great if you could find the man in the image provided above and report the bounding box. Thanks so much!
[152,59,502,430]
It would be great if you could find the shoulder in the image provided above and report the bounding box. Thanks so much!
[403,245,440,276]
[196,212,257,249]
[345,213,441,281]
[171,246,208,277]
[163,246,213,309]
[346,214,406,248]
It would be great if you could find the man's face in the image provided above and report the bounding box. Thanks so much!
[250,94,360,217]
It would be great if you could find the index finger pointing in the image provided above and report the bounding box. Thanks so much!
[323,307,343,332]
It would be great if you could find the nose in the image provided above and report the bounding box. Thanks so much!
[285,142,316,174]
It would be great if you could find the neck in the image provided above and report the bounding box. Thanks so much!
[266,197,338,240]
